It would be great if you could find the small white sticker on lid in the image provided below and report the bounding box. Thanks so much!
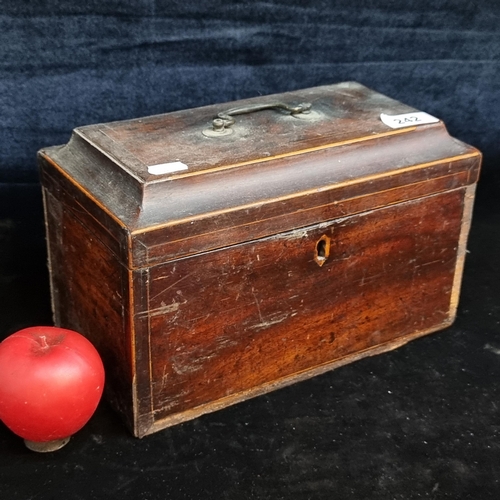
[147,161,189,175]
[380,112,439,129]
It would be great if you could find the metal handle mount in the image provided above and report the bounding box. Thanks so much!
[202,101,312,137]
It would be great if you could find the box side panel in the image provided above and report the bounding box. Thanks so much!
[144,187,467,432]
[42,187,136,432]
[39,154,129,258]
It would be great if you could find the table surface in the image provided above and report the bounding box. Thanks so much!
[0,175,499,500]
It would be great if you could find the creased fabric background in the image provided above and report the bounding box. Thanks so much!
[1,0,499,184]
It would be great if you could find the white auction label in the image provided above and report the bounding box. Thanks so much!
[380,112,439,129]
[147,161,189,175]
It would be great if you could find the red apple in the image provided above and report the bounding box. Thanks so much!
[0,326,104,451]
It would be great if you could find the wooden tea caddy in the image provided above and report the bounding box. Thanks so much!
[38,82,481,437]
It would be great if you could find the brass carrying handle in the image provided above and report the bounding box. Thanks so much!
[203,101,312,137]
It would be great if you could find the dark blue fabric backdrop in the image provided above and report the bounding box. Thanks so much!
[1,0,499,185]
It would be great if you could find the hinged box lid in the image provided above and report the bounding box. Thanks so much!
[39,82,481,269]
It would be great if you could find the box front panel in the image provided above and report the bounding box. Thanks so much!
[142,188,466,426]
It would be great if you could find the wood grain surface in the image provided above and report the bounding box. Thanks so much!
[38,83,481,436]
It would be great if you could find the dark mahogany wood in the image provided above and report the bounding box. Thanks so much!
[38,83,481,437]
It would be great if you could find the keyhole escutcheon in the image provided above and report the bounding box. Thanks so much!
[314,235,331,267]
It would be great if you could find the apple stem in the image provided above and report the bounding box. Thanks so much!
[39,335,49,349]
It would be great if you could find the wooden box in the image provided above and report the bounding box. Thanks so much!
[38,82,481,437]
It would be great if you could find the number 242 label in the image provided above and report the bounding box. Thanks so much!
[380,112,439,129]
